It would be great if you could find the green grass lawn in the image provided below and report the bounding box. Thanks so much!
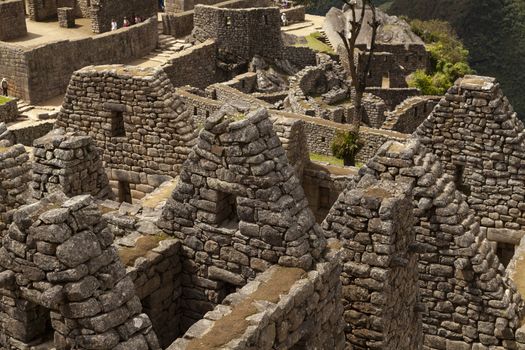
[0,96,12,106]
[309,152,344,166]
[295,32,335,55]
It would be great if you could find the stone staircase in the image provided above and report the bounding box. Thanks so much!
[17,100,33,115]
[137,34,194,65]
[316,29,335,51]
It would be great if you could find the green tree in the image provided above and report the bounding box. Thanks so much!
[408,20,474,95]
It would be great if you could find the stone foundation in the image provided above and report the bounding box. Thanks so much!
[0,98,18,123]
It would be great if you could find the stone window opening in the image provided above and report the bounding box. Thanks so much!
[86,0,90,7]
[454,164,471,196]
[118,180,132,203]
[110,111,126,137]
[496,242,515,267]
[215,191,239,228]
[321,136,326,142]
[264,14,268,25]
[225,16,232,26]
[193,106,198,115]
[241,79,245,90]
[382,72,390,89]
[205,110,210,118]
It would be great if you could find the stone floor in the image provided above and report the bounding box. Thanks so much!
[5,17,94,47]
[282,14,325,37]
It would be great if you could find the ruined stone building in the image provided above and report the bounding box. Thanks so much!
[2,0,525,349]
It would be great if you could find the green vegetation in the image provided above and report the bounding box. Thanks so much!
[386,0,525,119]
[309,152,344,166]
[0,96,12,106]
[331,130,362,166]
[295,32,335,55]
[408,20,474,95]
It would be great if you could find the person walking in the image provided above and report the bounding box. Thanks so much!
[1,78,8,96]
[111,18,118,31]
[123,17,130,27]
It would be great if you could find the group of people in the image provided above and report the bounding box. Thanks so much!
[110,15,143,31]
[274,0,291,8]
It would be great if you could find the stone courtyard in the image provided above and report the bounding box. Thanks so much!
[1,0,525,349]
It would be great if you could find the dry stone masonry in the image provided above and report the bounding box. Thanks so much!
[56,66,197,201]
[327,137,525,349]
[0,193,161,349]
[31,129,113,200]
[324,178,422,349]
[158,106,327,329]
[0,98,18,123]
[0,0,27,41]
[416,76,525,247]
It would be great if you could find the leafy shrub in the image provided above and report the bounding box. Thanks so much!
[408,19,474,95]
[331,130,362,166]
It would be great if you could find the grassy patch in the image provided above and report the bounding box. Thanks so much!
[0,96,12,106]
[309,152,344,166]
[295,32,335,55]
[118,233,170,266]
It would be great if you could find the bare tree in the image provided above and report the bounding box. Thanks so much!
[295,0,380,131]
[337,0,380,131]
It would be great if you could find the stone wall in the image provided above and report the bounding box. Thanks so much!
[366,87,420,111]
[416,75,525,244]
[31,129,113,200]
[91,0,157,33]
[207,83,274,110]
[362,92,388,128]
[165,0,225,12]
[0,193,161,349]
[117,235,183,347]
[55,65,197,201]
[0,18,157,104]
[382,95,440,133]
[282,46,317,70]
[0,43,29,100]
[8,120,54,146]
[281,5,305,23]
[0,142,30,234]
[370,43,429,76]
[161,0,273,37]
[302,163,352,223]
[161,40,218,90]
[332,137,525,349]
[358,51,408,89]
[177,87,223,126]
[168,260,345,350]
[192,5,283,61]
[0,0,27,40]
[324,178,422,349]
[275,110,408,164]
[26,18,157,103]
[0,98,17,123]
[158,107,327,329]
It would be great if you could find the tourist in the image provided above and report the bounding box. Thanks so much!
[123,17,130,27]
[1,78,8,96]
[159,0,164,11]
[111,18,118,31]
[281,12,288,26]
[130,13,136,25]
[135,15,142,24]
